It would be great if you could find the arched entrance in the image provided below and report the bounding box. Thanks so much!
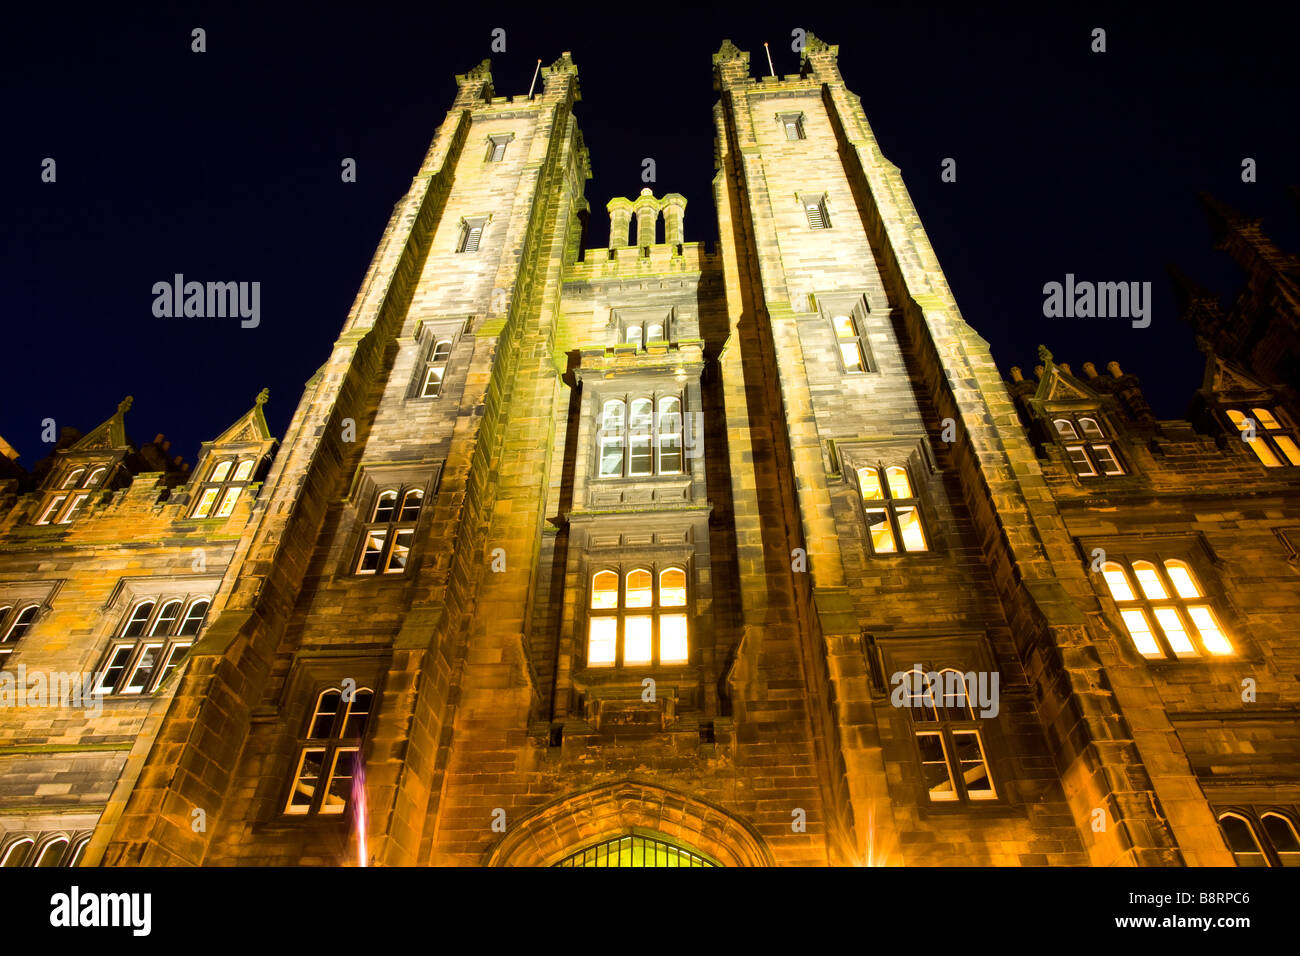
[552,830,720,867]
[485,781,774,867]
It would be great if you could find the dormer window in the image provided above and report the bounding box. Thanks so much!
[1052,416,1123,476]
[192,456,259,518]
[35,462,111,525]
[1225,407,1300,467]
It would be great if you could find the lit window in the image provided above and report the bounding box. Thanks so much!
[832,313,870,373]
[35,495,67,525]
[585,565,690,668]
[356,484,424,574]
[1262,813,1300,867]
[0,605,40,657]
[1,840,34,867]
[1100,557,1232,659]
[61,469,85,490]
[191,456,258,518]
[286,687,373,816]
[1226,407,1300,467]
[904,669,995,803]
[95,595,210,694]
[420,338,454,398]
[857,465,928,554]
[34,838,68,868]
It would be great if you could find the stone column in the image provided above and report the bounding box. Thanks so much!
[634,188,659,247]
[661,193,687,244]
[606,197,632,248]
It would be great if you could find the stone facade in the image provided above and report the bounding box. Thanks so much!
[1,36,1296,868]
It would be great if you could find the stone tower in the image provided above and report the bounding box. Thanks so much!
[2,36,1296,869]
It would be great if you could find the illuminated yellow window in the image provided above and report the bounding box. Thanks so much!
[584,565,690,668]
[1099,555,1233,658]
[858,464,927,553]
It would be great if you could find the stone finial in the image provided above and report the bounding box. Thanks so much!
[1034,365,1045,379]
[633,189,659,247]
[256,387,270,406]
[1082,362,1099,378]
[606,197,633,249]
[1107,361,1124,379]
[117,396,133,414]
[1059,362,1072,375]
[1036,344,1053,365]
[1009,366,1024,383]
[660,193,687,245]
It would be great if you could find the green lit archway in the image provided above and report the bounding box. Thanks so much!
[484,781,774,867]
[552,830,721,867]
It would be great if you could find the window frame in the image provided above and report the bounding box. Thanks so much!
[355,483,426,575]
[583,563,692,669]
[0,603,41,657]
[484,133,514,163]
[284,686,375,817]
[802,193,830,230]
[457,216,489,254]
[901,667,999,805]
[1224,406,1300,468]
[1215,807,1300,867]
[1051,415,1124,477]
[94,595,211,695]
[854,463,929,554]
[190,455,260,519]
[594,391,688,480]
[778,111,806,141]
[1097,554,1233,660]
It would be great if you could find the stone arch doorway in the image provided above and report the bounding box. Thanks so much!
[484,781,774,867]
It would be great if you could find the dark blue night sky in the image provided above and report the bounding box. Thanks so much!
[3,4,1297,468]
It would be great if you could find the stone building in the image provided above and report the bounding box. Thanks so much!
[1,36,1297,867]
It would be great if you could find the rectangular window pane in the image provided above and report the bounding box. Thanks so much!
[896,506,928,551]
[660,614,689,664]
[866,509,896,553]
[156,642,192,688]
[624,616,652,665]
[1246,437,1282,467]
[286,748,325,814]
[1066,445,1095,476]
[599,439,623,477]
[628,437,653,476]
[1152,606,1197,657]
[322,748,357,814]
[96,645,134,694]
[1187,605,1233,655]
[385,529,412,573]
[215,488,241,517]
[122,644,163,693]
[1274,434,1300,466]
[192,488,219,518]
[587,617,617,666]
[840,342,864,373]
[952,730,996,800]
[358,530,386,573]
[37,496,66,524]
[915,731,956,801]
[61,494,89,522]
[1120,609,1162,658]
[1092,444,1124,475]
[422,367,444,397]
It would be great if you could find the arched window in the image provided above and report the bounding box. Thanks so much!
[421,339,455,398]
[287,686,375,816]
[0,839,33,868]
[553,833,719,867]
[69,837,91,867]
[1218,813,1266,867]
[1,604,39,656]
[657,397,683,475]
[599,400,626,478]
[61,468,85,489]
[85,467,107,487]
[831,313,868,373]
[1100,556,1231,658]
[586,565,690,668]
[628,400,654,476]
[1054,416,1122,476]
[192,457,259,518]
[34,837,69,868]
[1261,813,1300,867]
[357,484,423,574]
[647,323,664,342]
[625,325,643,347]
[902,668,995,804]
[96,594,212,694]
[857,465,927,553]
[1226,407,1300,467]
